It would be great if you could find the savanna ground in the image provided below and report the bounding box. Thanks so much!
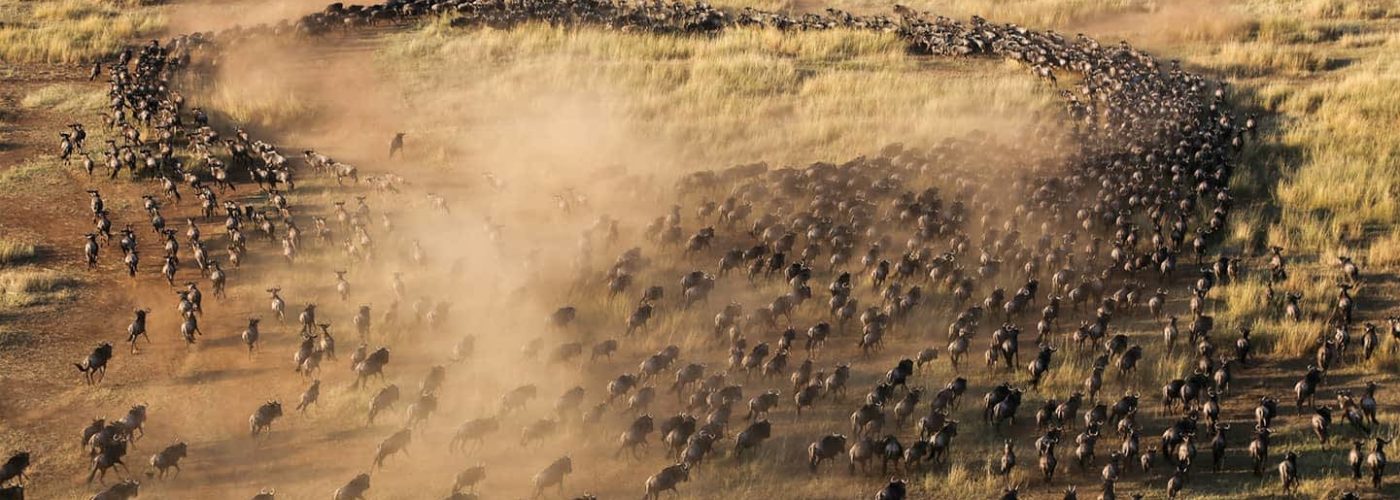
[0,0,1397,498]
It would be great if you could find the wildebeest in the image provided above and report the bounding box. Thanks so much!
[126,310,150,353]
[369,384,401,425]
[501,384,539,413]
[1278,451,1300,493]
[1369,437,1389,489]
[876,478,907,500]
[450,416,500,452]
[734,419,772,460]
[353,347,391,388]
[75,343,114,384]
[297,379,320,413]
[531,456,573,498]
[333,473,371,500]
[88,437,128,484]
[241,318,261,355]
[643,463,691,499]
[809,434,847,473]
[373,428,412,468]
[149,441,187,479]
[250,401,283,437]
[452,464,486,494]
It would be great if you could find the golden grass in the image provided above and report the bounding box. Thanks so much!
[20,83,108,113]
[362,21,1057,171]
[0,269,80,307]
[0,1,1387,498]
[1206,41,1332,76]
[1305,0,1396,20]
[0,0,166,63]
[0,240,37,266]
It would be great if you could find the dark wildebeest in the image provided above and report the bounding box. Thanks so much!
[452,464,486,494]
[1278,451,1300,494]
[617,414,654,459]
[733,419,772,460]
[809,434,848,473]
[126,310,150,353]
[88,438,128,483]
[250,401,284,437]
[333,473,371,500]
[75,343,114,384]
[876,478,907,500]
[354,347,391,388]
[149,442,187,479]
[643,463,691,499]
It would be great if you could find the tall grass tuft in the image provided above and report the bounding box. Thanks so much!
[0,240,37,266]
[0,0,166,63]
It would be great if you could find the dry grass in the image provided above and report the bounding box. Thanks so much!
[0,0,166,63]
[1305,0,1396,20]
[364,21,1057,171]
[20,83,108,113]
[0,269,80,307]
[0,0,1391,498]
[0,240,38,267]
[0,157,64,191]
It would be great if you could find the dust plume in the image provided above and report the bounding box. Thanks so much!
[112,15,1072,499]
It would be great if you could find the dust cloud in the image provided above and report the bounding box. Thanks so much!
[104,16,1070,499]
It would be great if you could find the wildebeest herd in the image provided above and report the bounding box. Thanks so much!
[11,0,1393,499]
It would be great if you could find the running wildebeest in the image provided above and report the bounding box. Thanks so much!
[75,342,114,384]
[126,310,150,353]
[531,456,573,499]
[373,428,412,468]
[369,385,401,425]
[643,463,691,499]
[452,465,486,494]
[354,347,391,388]
[250,401,283,437]
[241,318,261,355]
[388,132,405,158]
[450,416,499,452]
[1278,451,1300,493]
[148,442,186,479]
[333,473,371,500]
[297,379,321,413]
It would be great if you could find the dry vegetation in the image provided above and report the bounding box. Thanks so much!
[203,18,1058,174]
[0,239,37,266]
[0,0,166,63]
[0,0,1396,498]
